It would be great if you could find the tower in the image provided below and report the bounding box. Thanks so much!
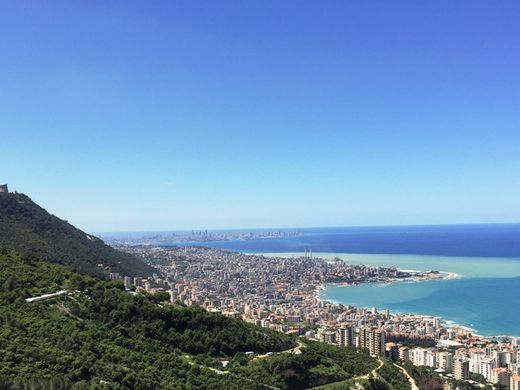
[453,358,469,380]
[338,326,354,347]
[0,184,8,193]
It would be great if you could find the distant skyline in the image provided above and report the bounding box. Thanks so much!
[2,1,520,232]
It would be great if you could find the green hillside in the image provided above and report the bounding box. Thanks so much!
[0,192,411,389]
[0,192,153,277]
[0,251,399,390]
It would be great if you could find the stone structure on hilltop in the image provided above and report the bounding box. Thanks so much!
[0,184,9,193]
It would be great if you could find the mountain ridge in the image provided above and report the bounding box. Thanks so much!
[0,192,153,277]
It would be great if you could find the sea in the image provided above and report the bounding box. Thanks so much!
[108,224,520,337]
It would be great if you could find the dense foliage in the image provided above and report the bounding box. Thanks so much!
[0,252,378,389]
[401,363,444,390]
[0,192,153,277]
[376,363,411,390]
[231,340,378,389]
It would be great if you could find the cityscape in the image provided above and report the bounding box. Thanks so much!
[2,1,519,389]
[105,245,520,389]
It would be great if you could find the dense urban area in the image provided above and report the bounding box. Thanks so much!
[102,229,300,245]
[108,245,520,390]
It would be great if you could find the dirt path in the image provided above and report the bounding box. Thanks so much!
[394,363,420,390]
[355,357,384,380]
[255,340,304,360]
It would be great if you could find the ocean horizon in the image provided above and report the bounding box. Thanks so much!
[121,224,520,338]
[300,252,520,338]
[100,224,520,337]
[100,223,520,258]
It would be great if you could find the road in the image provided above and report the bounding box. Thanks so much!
[394,363,420,390]
[354,357,384,381]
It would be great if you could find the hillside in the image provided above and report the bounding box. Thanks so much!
[0,251,398,389]
[0,192,153,277]
[0,192,412,389]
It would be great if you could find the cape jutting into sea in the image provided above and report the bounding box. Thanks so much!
[171,224,520,337]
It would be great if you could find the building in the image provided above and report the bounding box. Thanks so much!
[437,351,453,373]
[511,374,520,390]
[361,328,385,356]
[399,346,410,362]
[479,358,496,382]
[317,328,336,345]
[453,358,469,380]
[0,184,8,193]
[411,348,427,366]
[338,326,354,347]
[358,327,370,350]
[426,350,437,368]
[386,343,399,361]
[492,368,510,387]
[123,276,132,289]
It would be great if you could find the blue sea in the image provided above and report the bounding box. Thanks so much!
[168,224,520,337]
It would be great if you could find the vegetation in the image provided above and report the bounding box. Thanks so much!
[231,341,378,389]
[312,360,412,390]
[0,251,378,389]
[0,192,153,277]
[401,362,444,390]
[376,362,411,390]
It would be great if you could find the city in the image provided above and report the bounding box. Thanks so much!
[106,245,520,389]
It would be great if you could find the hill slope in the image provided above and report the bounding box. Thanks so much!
[0,192,153,277]
[0,251,387,389]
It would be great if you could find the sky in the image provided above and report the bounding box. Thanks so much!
[1,1,519,232]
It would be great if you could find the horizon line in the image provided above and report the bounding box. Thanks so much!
[93,221,520,235]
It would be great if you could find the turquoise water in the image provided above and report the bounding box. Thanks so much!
[264,252,520,337]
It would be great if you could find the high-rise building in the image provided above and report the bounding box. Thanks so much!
[361,328,385,356]
[480,358,496,382]
[437,351,453,373]
[426,350,437,368]
[411,348,427,366]
[357,327,385,356]
[492,368,510,387]
[433,317,440,328]
[385,343,399,361]
[358,327,371,351]
[317,329,336,345]
[338,326,354,347]
[453,358,469,380]
[399,346,410,362]
[511,374,520,390]
[510,363,520,375]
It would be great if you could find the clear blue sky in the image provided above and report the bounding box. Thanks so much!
[1,1,519,232]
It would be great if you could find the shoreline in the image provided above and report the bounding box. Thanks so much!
[260,252,515,340]
[257,252,520,340]
[321,269,459,288]
[313,285,489,338]
[315,279,519,340]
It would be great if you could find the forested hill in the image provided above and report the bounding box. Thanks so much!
[0,251,393,389]
[0,192,153,277]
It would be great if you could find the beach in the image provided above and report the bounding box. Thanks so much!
[260,252,520,337]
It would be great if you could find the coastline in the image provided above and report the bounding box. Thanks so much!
[262,252,520,339]
[312,284,488,338]
[316,269,458,289]
[315,279,519,340]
